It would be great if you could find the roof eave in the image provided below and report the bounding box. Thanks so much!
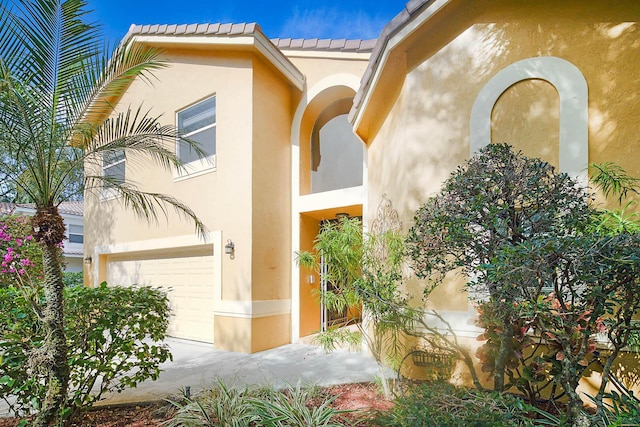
[349,0,454,137]
[125,31,305,92]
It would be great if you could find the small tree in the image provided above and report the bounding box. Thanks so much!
[297,216,412,398]
[406,143,591,392]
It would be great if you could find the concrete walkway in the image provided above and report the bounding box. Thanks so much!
[0,338,383,416]
[99,338,383,405]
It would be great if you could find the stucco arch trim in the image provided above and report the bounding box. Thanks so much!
[470,56,588,183]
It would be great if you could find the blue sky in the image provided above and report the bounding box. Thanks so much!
[90,0,406,45]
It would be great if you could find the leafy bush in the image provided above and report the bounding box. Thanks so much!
[372,381,537,427]
[62,271,83,288]
[593,390,640,427]
[167,380,348,427]
[0,283,172,421]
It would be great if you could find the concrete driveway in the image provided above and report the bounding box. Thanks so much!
[100,338,384,405]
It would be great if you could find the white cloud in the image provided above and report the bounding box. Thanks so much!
[278,6,388,39]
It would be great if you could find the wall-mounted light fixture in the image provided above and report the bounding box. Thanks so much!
[224,239,235,259]
[83,256,92,265]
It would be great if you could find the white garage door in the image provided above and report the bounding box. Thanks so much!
[106,250,215,343]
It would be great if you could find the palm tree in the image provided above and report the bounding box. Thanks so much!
[0,0,205,424]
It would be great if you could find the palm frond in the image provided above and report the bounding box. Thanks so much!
[590,162,640,204]
[84,175,207,239]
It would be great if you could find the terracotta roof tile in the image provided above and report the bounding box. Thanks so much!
[316,39,331,49]
[218,23,232,33]
[205,23,220,34]
[290,38,304,49]
[125,22,376,53]
[58,201,84,216]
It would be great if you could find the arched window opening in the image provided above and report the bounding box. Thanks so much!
[310,100,364,193]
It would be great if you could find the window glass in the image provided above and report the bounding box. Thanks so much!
[102,149,125,189]
[178,126,216,164]
[178,96,216,164]
[69,224,83,244]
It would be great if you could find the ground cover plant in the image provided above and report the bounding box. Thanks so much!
[166,380,354,427]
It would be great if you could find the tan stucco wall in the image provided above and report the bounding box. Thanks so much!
[362,0,640,381]
[299,214,321,337]
[85,49,255,296]
[287,55,369,92]
[367,1,640,231]
[251,314,291,352]
[250,57,292,301]
[214,314,290,353]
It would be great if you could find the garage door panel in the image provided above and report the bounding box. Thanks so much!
[107,253,215,343]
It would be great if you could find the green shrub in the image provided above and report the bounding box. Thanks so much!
[0,283,172,421]
[62,271,84,288]
[372,381,536,427]
[167,380,348,427]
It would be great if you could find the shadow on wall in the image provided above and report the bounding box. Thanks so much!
[371,14,640,232]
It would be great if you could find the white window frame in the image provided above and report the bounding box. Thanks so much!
[101,150,125,200]
[68,224,83,244]
[175,95,217,180]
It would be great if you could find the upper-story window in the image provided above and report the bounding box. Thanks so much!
[68,224,83,244]
[102,149,125,195]
[176,95,216,177]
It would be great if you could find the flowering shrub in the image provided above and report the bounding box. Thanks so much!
[0,215,43,285]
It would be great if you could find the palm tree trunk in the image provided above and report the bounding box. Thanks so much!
[34,242,69,426]
[31,207,69,426]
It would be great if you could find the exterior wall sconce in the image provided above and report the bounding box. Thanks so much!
[224,239,235,259]
[84,256,92,265]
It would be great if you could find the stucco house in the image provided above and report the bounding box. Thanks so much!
[85,0,640,355]
[1,201,84,273]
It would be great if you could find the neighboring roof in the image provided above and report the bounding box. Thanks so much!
[58,201,84,216]
[0,201,17,215]
[0,201,83,217]
[350,0,433,125]
[126,22,377,54]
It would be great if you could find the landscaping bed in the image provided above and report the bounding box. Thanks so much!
[0,382,391,426]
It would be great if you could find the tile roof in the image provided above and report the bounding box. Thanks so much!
[272,37,376,52]
[126,22,377,53]
[0,201,18,214]
[0,201,83,216]
[351,0,431,122]
[58,201,84,216]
